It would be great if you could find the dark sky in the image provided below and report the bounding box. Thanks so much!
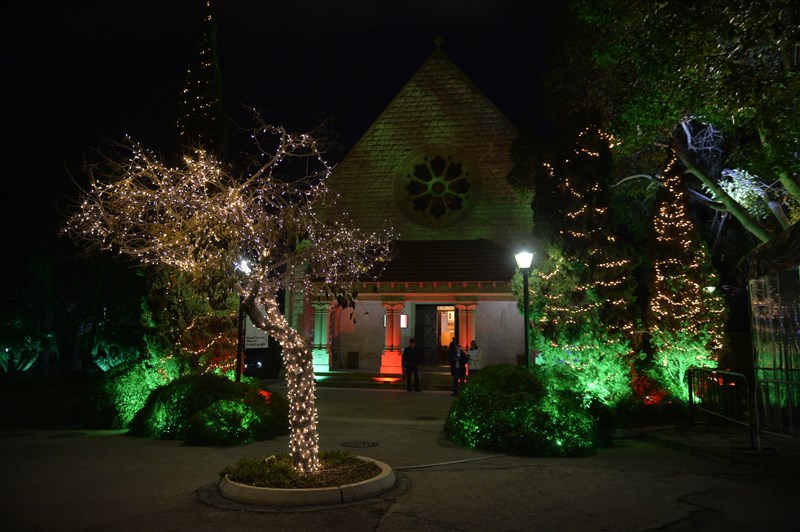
[1,0,561,282]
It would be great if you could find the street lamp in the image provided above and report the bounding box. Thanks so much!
[515,251,534,369]
[234,259,252,383]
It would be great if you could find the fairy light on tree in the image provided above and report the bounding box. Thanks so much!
[515,127,637,406]
[176,0,230,154]
[646,160,727,401]
[64,114,395,473]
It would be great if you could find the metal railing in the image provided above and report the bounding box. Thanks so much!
[688,366,800,452]
[755,379,799,440]
[687,368,752,426]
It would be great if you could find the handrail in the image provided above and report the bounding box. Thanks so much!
[754,379,799,444]
[688,367,800,453]
[687,367,756,449]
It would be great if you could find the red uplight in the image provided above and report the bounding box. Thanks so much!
[258,389,272,404]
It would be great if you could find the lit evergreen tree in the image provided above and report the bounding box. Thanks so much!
[516,127,638,406]
[141,0,237,378]
[141,268,238,376]
[645,161,728,401]
[175,0,230,155]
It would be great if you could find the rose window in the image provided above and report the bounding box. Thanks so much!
[395,149,480,226]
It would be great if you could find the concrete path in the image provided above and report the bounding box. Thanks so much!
[1,386,797,531]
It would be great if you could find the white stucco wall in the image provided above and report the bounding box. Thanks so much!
[474,301,525,367]
[330,300,388,369]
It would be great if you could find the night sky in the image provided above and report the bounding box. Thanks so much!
[1,1,561,287]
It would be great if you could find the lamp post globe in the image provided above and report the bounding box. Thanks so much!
[234,259,252,382]
[515,251,534,369]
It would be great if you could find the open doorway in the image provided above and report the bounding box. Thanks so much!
[414,304,457,366]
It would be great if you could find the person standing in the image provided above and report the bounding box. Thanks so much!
[402,339,422,392]
[450,343,469,396]
[467,339,482,375]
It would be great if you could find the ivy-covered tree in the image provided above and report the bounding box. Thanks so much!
[646,161,728,401]
[140,268,239,376]
[543,0,800,247]
[64,116,394,473]
[515,127,638,407]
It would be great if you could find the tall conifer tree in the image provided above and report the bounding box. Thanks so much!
[646,161,727,401]
[142,0,237,375]
[521,128,638,406]
[176,0,230,155]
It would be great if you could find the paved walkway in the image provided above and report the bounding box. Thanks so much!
[1,386,797,531]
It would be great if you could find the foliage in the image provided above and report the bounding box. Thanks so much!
[0,314,45,374]
[129,373,287,444]
[221,451,380,489]
[544,0,800,247]
[535,331,634,408]
[82,355,185,429]
[141,267,238,375]
[511,128,637,407]
[444,365,598,456]
[645,167,728,402]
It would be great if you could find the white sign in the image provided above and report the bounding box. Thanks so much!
[245,310,269,349]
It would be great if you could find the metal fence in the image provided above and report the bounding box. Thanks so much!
[688,366,800,452]
[755,379,799,439]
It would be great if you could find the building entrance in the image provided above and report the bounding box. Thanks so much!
[414,304,456,366]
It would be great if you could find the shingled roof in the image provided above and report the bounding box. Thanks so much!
[375,239,519,283]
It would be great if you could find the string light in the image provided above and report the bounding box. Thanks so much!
[64,117,396,474]
[646,162,727,400]
[527,126,636,406]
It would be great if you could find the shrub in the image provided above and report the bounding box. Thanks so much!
[128,373,287,444]
[445,364,597,456]
[83,356,184,429]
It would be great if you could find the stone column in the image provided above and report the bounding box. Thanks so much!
[311,300,332,372]
[379,302,404,374]
[455,302,477,350]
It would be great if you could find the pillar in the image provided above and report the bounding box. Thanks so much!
[455,302,477,350]
[379,302,404,374]
[311,300,332,372]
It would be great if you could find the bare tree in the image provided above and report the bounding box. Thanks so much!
[65,116,395,473]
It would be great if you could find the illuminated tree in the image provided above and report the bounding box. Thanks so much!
[176,0,230,155]
[516,127,637,406]
[646,161,728,401]
[544,0,800,247]
[140,268,239,376]
[65,116,395,473]
[138,0,238,378]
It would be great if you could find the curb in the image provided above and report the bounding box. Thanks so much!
[219,456,396,507]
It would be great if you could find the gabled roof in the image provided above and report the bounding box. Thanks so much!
[326,42,530,247]
[376,239,519,283]
[342,44,518,158]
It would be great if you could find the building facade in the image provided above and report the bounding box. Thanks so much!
[295,43,533,373]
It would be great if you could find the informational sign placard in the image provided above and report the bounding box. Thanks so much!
[245,307,269,349]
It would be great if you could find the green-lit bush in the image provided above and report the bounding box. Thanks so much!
[83,356,185,429]
[129,373,288,445]
[445,365,597,456]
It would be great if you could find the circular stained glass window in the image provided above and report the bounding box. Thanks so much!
[395,147,480,226]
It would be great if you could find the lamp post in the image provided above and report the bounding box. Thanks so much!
[515,251,534,369]
[234,259,252,383]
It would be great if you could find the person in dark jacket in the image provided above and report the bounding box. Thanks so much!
[402,339,422,392]
[450,343,469,396]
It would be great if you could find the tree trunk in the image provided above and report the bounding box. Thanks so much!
[244,293,320,474]
[675,148,774,243]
